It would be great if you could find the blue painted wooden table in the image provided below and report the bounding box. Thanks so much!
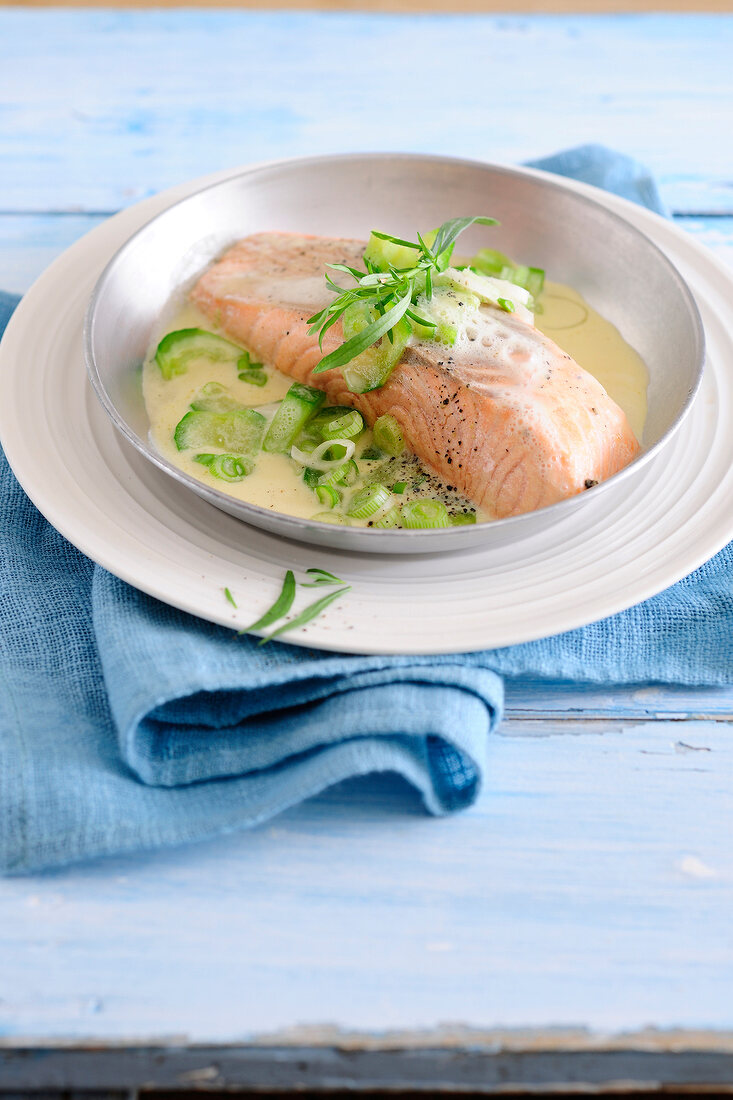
[1,10,733,1094]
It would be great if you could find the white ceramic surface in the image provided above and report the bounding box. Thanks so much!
[83,154,702,554]
[1,163,732,655]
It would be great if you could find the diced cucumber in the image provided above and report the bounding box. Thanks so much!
[363,233,422,272]
[174,408,266,453]
[190,382,245,414]
[470,248,514,276]
[436,268,534,324]
[470,251,545,302]
[262,382,325,453]
[340,303,411,393]
[363,228,453,275]
[237,350,268,386]
[239,368,268,386]
[414,284,481,347]
[155,328,243,380]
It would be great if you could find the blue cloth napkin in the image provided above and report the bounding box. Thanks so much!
[1,146,729,875]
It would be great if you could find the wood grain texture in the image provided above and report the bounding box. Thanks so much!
[2,10,733,1066]
[2,11,733,214]
[0,717,731,1042]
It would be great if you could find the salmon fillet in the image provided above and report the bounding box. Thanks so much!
[191,232,641,519]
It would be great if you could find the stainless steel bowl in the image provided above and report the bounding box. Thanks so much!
[84,153,704,554]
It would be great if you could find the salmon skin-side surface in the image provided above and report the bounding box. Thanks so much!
[191,232,641,519]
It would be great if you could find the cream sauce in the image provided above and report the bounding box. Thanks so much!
[142,283,648,526]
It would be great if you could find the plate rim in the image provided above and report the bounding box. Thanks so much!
[82,151,705,551]
[2,154,733,655]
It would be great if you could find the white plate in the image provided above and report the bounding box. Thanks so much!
[2,163,733,656]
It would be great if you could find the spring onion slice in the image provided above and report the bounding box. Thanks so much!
[497,298,514,313]
[374,505,401,529]
[258,587,351,645]
[316,459,357,488]
[347,483,392,519]
[400,499,451,529]
[224,586,237,608]
[311,512,352,525]
[291,438,356,469]
[204,453,253,482]
[318,409,365,441]
[242,569,296,633]
[373,414,404,457]
[392,481,407,494]
[451,511,477,525]
[315,485,340,509]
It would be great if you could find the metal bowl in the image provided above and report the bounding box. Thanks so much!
[84,152,704,554]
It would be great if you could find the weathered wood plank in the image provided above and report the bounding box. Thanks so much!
[2,1043,733,1093]
[505,678,733,718]
[0,719,730,1043]
[0,214,107,293]
[1,11,732,214]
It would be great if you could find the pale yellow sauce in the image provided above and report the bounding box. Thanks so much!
[142,282,648,525]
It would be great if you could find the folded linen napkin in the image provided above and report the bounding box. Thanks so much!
[1,146,729,875]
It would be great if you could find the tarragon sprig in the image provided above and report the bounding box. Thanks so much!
[307,215,498,375]
[238,568,350,645]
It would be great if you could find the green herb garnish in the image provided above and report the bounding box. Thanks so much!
[258,586,351,646]
[497,298,515,313]
[240,567,350,643]
[300,567,345,587]
[307,216,498,378]
[241,569,296,633]
[224,586,237,608]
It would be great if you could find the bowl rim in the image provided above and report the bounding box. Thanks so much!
[83,150,706,545]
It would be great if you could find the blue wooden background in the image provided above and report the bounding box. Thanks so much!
[1,7,732,1067]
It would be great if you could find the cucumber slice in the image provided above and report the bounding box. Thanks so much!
[262,382,325,453]
[340,303,411,393]
[318,409,365,441]
[363,228,453,275]
[155,328,243,380]
[174,408,266,453]
[469,248,513,276]
[470,251,545,302]
[190,382,245,414]
[363,233,421,272]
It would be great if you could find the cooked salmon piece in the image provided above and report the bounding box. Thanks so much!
[191,232,641,519]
